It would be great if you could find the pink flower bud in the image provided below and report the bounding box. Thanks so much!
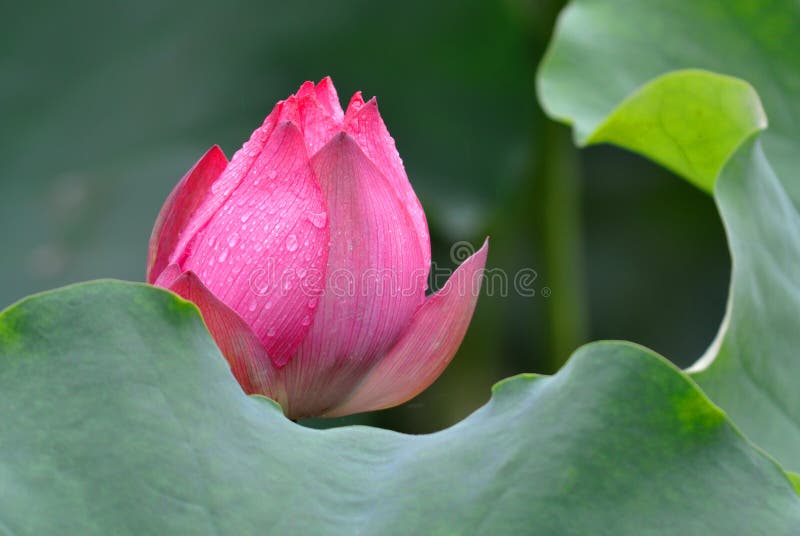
[148,78,488,419]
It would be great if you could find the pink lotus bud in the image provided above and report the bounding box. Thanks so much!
[148,78,488,419]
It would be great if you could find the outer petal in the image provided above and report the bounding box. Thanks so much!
[344,97,431,271]
[153,262,183,288]
[280,133,427,418]
[167,102,285,271]
[163,268,283,403]
[180,122,329,366]
[327,239,488,417]
[146,146,228,284]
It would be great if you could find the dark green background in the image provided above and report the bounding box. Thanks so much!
[0,0,728,431]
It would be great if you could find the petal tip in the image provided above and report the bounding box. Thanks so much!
[147,145,228,284]
[207,144,227,160]
[276,119,303,137]
[296,80,316,97]
[346,91,365,113]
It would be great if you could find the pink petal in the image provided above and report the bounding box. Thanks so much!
[146,146,228,284]
[276,79,344,156]
[344,97,431,271]
[327,239,489,416]
[165,269,283,403]
[153,262,183,288]
[314,76,345,123]
[166,103,285,269]
[346,91,366,116]
[179,121,329,367]
[280,133,428,418]
[295,80,315,98]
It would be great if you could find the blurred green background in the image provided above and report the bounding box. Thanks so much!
[0,0,729,432]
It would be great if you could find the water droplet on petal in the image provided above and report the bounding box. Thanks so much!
[267,327,277,337]
[248,301,258,312]
[228,233,239,248]
[218,249,229,263]
[301,315,311,326]
[307,297,318,309]
[307,211,327,229]
[240,213,250,223]
[285,234,299,252]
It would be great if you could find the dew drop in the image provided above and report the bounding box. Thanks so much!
[283,279,293,291]
[307,297,318,309]
[240,213,250,223]
[301,315,311,326]
[268,170,277,180]
[218,249,229,263]
[307,210,327,229]
[267,327,277,337]
[248,301,258,312]
[228,233,239,248]
[285,234,299,252]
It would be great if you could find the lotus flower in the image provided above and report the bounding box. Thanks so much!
[147,77,488,419]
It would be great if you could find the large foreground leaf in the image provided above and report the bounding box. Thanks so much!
[1,281,799,533]
[538,0,800,471]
